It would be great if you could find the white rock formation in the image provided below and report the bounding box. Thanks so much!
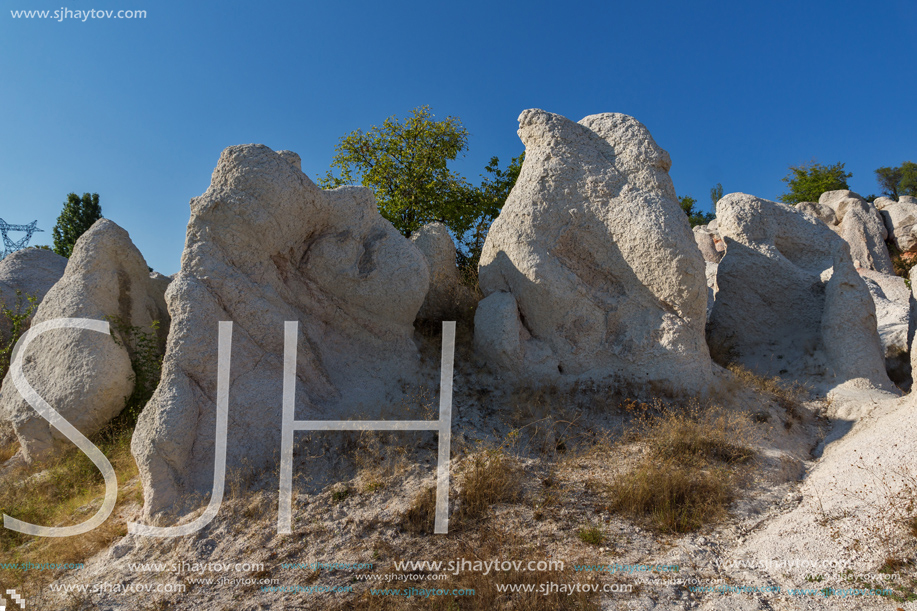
[0,248,68,341]
[879,198,917,254]
[693,225,723,263]
[132,145,430,517]
[795,201,838,228]
[709,193,892,390]
[858,269,911,385]
[704,261,717,322]
[475,109,712,391]
[818,190,893,273]
[409,222,475,322]
[0,220,169,461]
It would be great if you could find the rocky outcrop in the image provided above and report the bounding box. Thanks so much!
[879,198,917,254]
[709,193,892,389]
[132,145,430,517]
[0,220,169,461]
[795,201,838,228]
[410,222,475,322]
[693,225,723,263]
[817,190,893,273]
[0,248,68,341]
[474,109,712,391]
[857,270,911,386]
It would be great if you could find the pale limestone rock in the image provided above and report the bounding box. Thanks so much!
[880,200,917,253]
[410,222,475,322]
[475,109,711,392]
[795,201,838,228]
[693,225,723,263]
[858,269,911,386]
[819,190,893,273]
[0,248,68,342]
[0,220,169,461]
[132,144,429,517]
[709,193,891,390]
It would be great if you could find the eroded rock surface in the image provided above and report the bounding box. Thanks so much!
[132,145,430,517]
[858,269,911,386]
[475,109,711,392]
[410,222,475,322]
[818,190,893,273]
[0,220,168,461]
[0,248,68,341]
[709,193,892,390]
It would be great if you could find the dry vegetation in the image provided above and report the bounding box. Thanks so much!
[0,417,142,597]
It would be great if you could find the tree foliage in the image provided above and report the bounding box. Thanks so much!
[680,196,714,228]
[778,161,851,204]
[875,161,917,199]
[52,192,102,258]
[710,183,724,208]
[320,106,522,263]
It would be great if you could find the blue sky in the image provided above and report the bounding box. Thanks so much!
[1,0,915,274]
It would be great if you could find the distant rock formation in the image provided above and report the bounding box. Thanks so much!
[709,193,892,390]
[132,145,430,517]
[693,225,723,263]
[857,269,911,386]
[0,220,168,461]
[879,197,917,255]
[817,191,893,274]
[0,248,68,341]
[474,109,712,392]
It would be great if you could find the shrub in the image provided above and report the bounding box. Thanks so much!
[0,290,39,381]
[106,316,164,423]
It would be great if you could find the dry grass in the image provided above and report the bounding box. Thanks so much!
[725,363,806,427]
[607,460,736,533]
[604,401,755,533]
[0,438,18,463]
[0,418,142,596]
[400,447,522,535]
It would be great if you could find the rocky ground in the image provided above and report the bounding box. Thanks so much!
[4,340,915,611]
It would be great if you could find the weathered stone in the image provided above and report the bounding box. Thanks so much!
[0,248,68,341]
[132,144,429,517]
[858,270,911,386]
[704,261,717,322]
[0,220,169,461]
[795,201,838,228]
[880,200,917,253]
[874,196,896,210]
[901,196,917,205]
[410,222,475,322]
[475,109,711,391]
[818,191,893,273]
[709,193,891,389]
[693,225,723,263]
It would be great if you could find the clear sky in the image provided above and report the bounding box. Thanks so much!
[2,0,915,274]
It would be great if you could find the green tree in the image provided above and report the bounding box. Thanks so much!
[778,161,851,204]
[875,161,917,199]
[52,192,102,258]
[680,196,715,228]
[710,183,724,208]
[320,106,522,262]
[458,152,524,267]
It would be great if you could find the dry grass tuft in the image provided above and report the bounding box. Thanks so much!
[453,448,522,527]
[607,460,736,533]
[726,363,806,426]
[605,401,755,533]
